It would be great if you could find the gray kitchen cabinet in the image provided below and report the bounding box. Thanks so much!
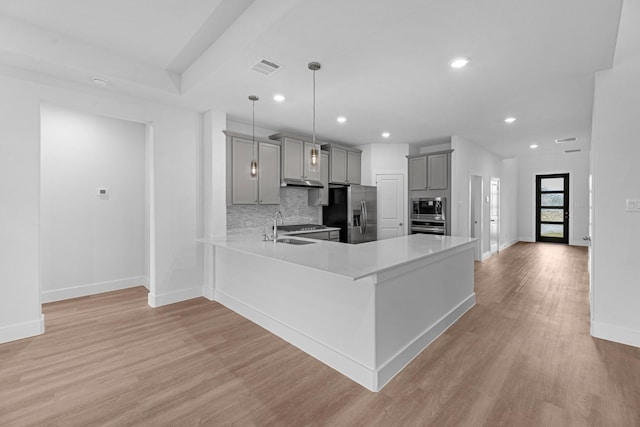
[322,144,362,185]
[277,135,322,183]
[409,155,428,190]
[347,150,361,185]
[308,151,329,206]
[227,132,281,205]
[257,141,281,204]
[281,137,304,181]
[427,153,448,190]
[231,136,255,204]
[329,146,347,183]
[408,152,449,191]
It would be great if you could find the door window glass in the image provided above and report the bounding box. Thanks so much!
[541,193,564,206]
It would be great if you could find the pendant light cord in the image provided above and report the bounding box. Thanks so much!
[312,67,316,147]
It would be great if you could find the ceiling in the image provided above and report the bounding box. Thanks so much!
[0,0,623,158]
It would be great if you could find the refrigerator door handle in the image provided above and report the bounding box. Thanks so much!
[360,200,365,234]
[362,200,367,234]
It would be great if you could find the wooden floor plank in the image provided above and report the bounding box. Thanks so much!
[1,242,639,426]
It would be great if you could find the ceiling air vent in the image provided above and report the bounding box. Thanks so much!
[251,58,282,75]
[555,137,577,144]
[564,149,581,153]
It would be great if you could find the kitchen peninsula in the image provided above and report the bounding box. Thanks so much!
[201,233,476,391]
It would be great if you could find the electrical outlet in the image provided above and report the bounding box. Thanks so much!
[625,199,640,212]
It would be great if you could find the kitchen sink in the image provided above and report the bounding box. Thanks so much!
[276,238,316,245]
[276,224,327,232]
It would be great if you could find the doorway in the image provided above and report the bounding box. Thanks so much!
[469,175,482,260]
[40,104,149,302]
[376,174,405,240]
[490,177,500,255]
[536,173,569,244]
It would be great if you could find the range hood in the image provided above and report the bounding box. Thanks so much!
[281,178,324,188]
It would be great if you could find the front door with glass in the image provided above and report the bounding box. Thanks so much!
[536,173,569,244]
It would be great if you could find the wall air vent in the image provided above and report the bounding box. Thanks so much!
[251,58,282,75]
[555,137,577,143]
[564,149,581,153]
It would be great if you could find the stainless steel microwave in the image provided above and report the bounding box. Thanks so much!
[411,197,445,220]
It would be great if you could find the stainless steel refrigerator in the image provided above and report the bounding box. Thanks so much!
[323,185,377,243]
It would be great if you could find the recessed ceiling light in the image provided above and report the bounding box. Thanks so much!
[529,144,538,149]
[382,132,390,138]
[337,116,347,123]
[449,57,470,69]
[91,77,108,87]
[504,117,517,123]
[273,94,285,102]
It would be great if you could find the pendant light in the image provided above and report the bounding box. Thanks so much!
[308,61,321,173]
[249,95,259,179]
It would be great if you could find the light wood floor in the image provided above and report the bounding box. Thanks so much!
[1,242,639,426]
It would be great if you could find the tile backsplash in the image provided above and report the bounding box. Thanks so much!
[227,187,321,233]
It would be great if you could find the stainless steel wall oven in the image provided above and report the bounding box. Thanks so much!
[411,197,446,235]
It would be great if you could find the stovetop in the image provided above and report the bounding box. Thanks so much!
[276,224,327,232]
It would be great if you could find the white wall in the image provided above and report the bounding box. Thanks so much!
[590,0,640,348]
[419,142,451,154]
[516,151,590,246]
[40,104,146,302]
[501,158,519,248]
[450,136,518,258]
[0,81,43,344]
[0,72,206,342]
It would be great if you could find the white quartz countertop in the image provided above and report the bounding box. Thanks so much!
[199,233,477,281]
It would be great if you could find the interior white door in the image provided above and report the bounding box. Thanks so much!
[490,177,500,255]
[376,174,405,240]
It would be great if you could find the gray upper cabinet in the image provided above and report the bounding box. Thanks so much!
[427,153,448,190]
[330,146,347,183]
[408,151,450,191]
[308,151,329,206]
[231,136,256,204]
[409,156,428,190]
[323,144,362,185]
[276,135,322,183]
[257,141,281,204]
[347,150,361,185]
[281,137,304,181]
[226,131,281,205]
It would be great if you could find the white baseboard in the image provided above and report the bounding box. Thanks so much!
[202,285,215,301]
[376,293,476,390]
[482,251,492,261]
[591,321,640,349]
[216,289,476,392]
[216,289,378,391]
[499,240,518,251]
[570,240,589,247]
[147,286,203,307]
[519,236,535,242]
[0,314,45,344]
[42,276,146,303]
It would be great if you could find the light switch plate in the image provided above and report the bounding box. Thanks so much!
[625,199,640,212]
[97,188,109,198]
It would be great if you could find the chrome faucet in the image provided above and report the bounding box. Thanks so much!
[273,210,284,241]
